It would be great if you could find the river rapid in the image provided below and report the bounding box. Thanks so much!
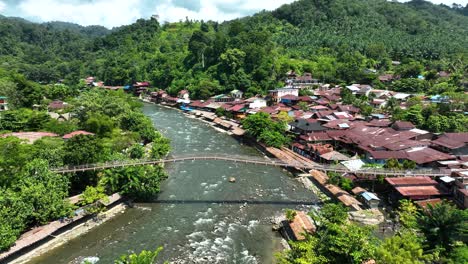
[28,104,317,264]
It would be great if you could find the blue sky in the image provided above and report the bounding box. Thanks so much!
[0,0,466,28]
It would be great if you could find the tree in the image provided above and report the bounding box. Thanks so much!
[128,144,145,159]
[150,133,171,159]
[84,113,115,137]
[397,199,418,229]
[64,135,105,165]
[297,101,309,111]
[242,112,286,138]
[258,130,290,148]
[402,160,417,170]
[102,165,167,200]
[375,231,431,264]
[417,202,468,252]
[115,247,166,264]
[385,159,402,170]
[18,160,73,225]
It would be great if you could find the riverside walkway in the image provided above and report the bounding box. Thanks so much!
[52,154,449,177]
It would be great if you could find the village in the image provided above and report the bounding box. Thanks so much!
[137,71,468,240]
[1,71,467,248]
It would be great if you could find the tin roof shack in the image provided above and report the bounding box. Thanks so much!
[289,119,327,135]
[282,211,316,241]
[385,177,449,204]
[359,191,381,209]
[432,133,468,156]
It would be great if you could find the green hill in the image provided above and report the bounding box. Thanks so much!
[0,0,466,96]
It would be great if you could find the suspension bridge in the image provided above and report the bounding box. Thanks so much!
[51,154,449,177]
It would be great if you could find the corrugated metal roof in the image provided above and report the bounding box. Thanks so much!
[361,192,380,201]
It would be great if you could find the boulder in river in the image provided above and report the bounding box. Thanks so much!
[229,177,236,183]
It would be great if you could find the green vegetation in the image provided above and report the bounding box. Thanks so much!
[114,247,167,264]
[327,171,354,191]
[242,112,290,148]
[0,89,170,251]
[279,201,468,264]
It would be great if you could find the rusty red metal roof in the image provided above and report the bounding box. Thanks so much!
[395,186,446,197]
[385,176,437,186]
[63,130,94,139]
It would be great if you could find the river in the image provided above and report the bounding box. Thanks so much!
[28,104,317,264]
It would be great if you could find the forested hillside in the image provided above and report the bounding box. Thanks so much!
[0,0,467,99]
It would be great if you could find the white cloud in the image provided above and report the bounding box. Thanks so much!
[18,0,143,28]
[399,0,467,5]
[0,1,6,12]
[153,0,295,23]
[12,0,468,28]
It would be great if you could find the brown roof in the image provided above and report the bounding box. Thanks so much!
[385,176,437,187]
[395,186,446,197]
[289,211,316,241]
[393,121,415,130]
[369,150,408,160]
[1,132,59,143]
[351,187,366,195]
[406,147,454,164]
[414,198,442,209]
[62,130,94,139]
[432,133,468,149]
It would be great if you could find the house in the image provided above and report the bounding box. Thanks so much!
[281,94,299,105]
[0,96,8,111]
[289,119,327,135]
[371,99,387,108]
[48,100,69,111]
[178,90,190,101]
[230,89,243,99]
[359,191,381,209]
[211,94,235,103]
[392,121,415,131]
[63,130,95,139]
[268,88,299,103]
[248,98,267,109]
[385,176,449,203]
[432,133,468,156]
[378,74,398,83]
[319,150,351,163]
[453,175,468,209]
[285,71,319,88]
[284,211,316,241]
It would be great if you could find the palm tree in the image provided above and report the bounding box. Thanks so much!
[417,202,468,251]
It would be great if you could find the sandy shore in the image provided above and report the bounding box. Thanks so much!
[10,203,128,264]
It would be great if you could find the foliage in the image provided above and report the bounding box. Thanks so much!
[128,144,145,159]
[397,199,418,229]
[79,185,107,206]
[281,203,375,264]
[375,231,432,264]
[417,202,468,252]
[242,112,289,147]
[64,135,105,165]
[149,133,171,159]
[101,165,167,201]
[258,130,290,148]
[115,247,166,264]
[285,209,297,222]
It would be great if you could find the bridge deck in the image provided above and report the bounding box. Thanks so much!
[51,154,449,177]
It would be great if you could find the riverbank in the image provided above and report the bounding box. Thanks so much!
[8,203,127,264]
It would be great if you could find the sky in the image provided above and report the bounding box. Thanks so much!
[0,0,466,28]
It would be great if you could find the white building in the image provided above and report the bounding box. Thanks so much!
[249,98,267,109]
[268,88,299,103]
